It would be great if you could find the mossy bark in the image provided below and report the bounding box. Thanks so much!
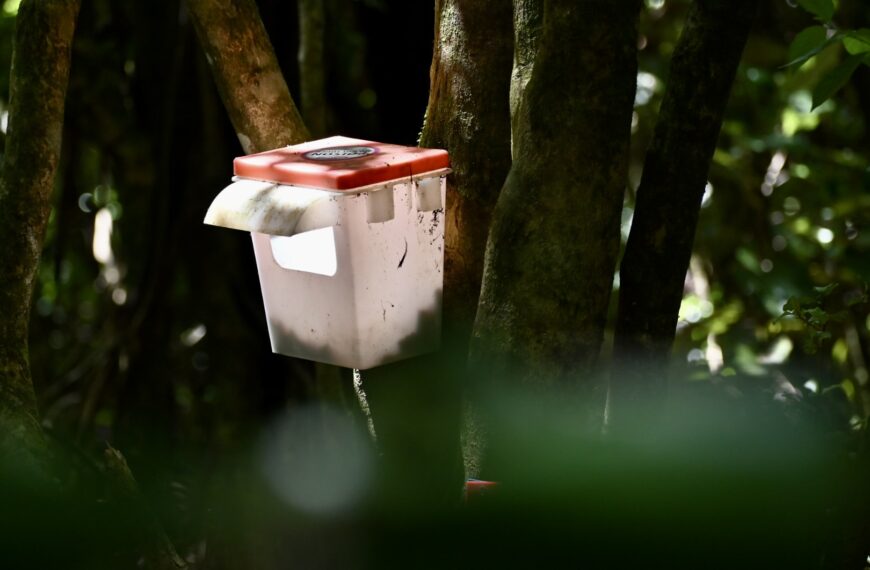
[509,0,542,157]
[0,0,80,460]
[611,0,757,427]
[187,0,309,153]
[471,0,641,394]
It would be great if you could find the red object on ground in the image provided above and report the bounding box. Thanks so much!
[464,479,498,502]
[233,135,450,191]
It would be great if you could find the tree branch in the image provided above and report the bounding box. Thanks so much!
[187,0,309,153]
[611,0,757,427]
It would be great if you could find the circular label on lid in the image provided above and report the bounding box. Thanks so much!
[303,146,376,161]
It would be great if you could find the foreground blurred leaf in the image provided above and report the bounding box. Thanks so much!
[812,54,863,109]
[796,0,834,22]
[814,283,838,297]
[843,29,870,55]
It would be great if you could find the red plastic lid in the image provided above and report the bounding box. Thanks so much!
[233,136,450,191]
[464,479,498,502]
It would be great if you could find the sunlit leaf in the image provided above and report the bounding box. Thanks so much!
[832,339,848,364]
[812,54,863,109]
[840,379,856,401]
[843,29,870,55]
[796,0,834,22]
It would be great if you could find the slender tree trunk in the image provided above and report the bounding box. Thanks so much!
[298,0,327,138]
[611,0,757,430]
[471,0,640,398]
[362,0,513,500]
[0,0,80,460]
[187,0,309,153]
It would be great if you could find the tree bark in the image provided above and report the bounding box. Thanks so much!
[471,0,640,394]
[187,0,309,153]
[509,0,542,157]
[0,0,80,459]
[611,0,757,428]
[362,0,513,500]
[420,0,513,347]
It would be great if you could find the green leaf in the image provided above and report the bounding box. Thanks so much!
[783,297,800,314]
[805,307,829,326]
[788,26,828,67]
[813,283,838,297]
[843,29,870,55]
[812,54,864,109]
[796,0,834,22]
[782,30,844,69]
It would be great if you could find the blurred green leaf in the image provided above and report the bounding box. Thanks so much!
[813,283,838,297]
[843,29,870,55]
[786,26,828,68]
[796,0,834,22]
[812,54,863,109]
[805,307,829,326]
[827,311,849,323]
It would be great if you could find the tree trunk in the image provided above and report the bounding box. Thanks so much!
[187,0,309,153]
[509,0,542,157]
[362,0,513,500]
[611,0,757,429]
[471,0,640,398]
[0,0,80,460]
[420,0,513,348]
[298,0,327,138]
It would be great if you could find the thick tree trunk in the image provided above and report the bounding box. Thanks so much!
[187,0,309,153]
[611,0,757,429]
[362,0,513,500]
[0,0,80,459]
[420,0,513,347]
[471,0,640,395]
